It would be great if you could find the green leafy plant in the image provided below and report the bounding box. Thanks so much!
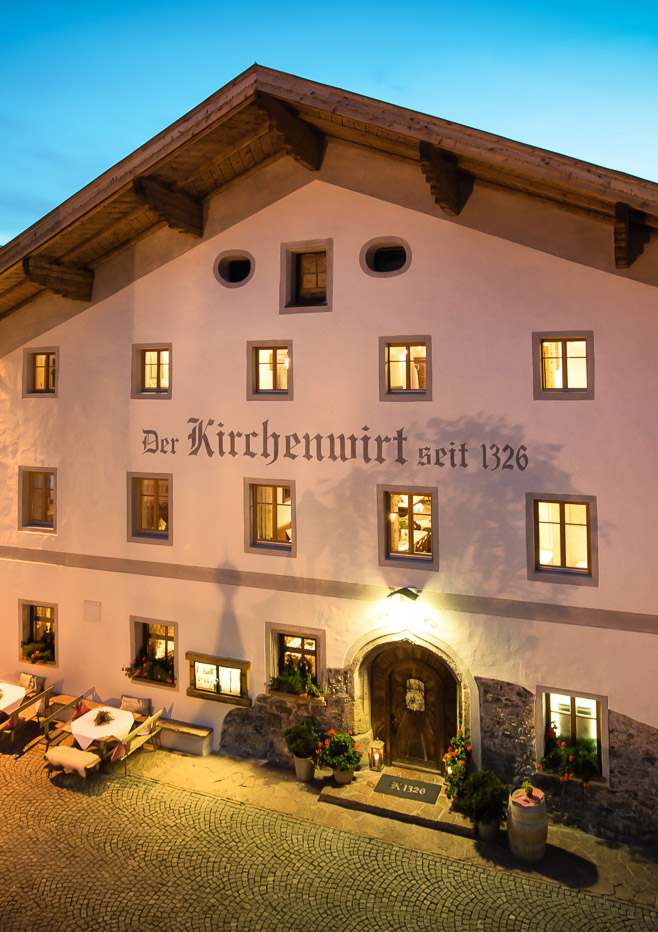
[316,729,362,772]
[269,655,323,698]
[443,731,472,799]
[521,779,534,798]
[462,769,507,825]
[538,721,600,784]
[123,648,175,686]
[284,717,320,758]
[21,631,55,665]
[94,710,113,726]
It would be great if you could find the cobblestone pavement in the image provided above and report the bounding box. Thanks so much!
[1,746,657,932]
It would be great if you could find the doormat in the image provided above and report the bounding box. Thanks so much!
[373,774,440,805]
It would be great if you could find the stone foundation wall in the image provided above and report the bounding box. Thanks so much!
[220,667,358,765]
[477,677,658,848]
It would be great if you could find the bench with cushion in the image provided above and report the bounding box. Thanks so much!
[44,745,101,781]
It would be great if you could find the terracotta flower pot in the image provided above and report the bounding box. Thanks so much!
[333,769,354,785]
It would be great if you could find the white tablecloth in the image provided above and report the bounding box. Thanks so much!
[0,682,26,715]
[70,706,134,750]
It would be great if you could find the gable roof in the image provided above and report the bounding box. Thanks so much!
[1,63,657,317]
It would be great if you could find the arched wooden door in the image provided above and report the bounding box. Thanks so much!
[371,644,458,772]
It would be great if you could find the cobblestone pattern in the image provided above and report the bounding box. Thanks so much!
[1,747,656,932]
[220,687,353,764]
[478,677,658,847]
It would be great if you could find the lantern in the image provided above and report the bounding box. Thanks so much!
[369,739,385,771]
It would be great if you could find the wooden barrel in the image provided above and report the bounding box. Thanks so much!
[507,788,548,861]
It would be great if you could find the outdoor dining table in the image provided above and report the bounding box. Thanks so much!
[0,682,26,716]
[70,706,134,754]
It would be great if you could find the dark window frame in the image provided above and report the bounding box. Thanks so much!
[131,343,172,400]
[379,335,432,402]
[525,492,598,586]
[532,331,594,401]
[185,650,252,706]
[128,473,173,545]
[377,484,439,571]
[246,340,293,401]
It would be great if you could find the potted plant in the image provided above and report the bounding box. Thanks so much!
[316,729,362,784]
[538,721,600,784]
[268,656,323,698]
[461,768,507,841]
[284,717,319,781]
[442,731,472,801]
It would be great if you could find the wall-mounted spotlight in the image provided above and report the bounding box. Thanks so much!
[387,586,421,602]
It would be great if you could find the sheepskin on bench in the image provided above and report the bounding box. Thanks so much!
[45,746,101,780]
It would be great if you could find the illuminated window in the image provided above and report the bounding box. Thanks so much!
[526,493,598,585]
[536,686,607,782]
[20,469,56,530]
[23,347,58,396]
[247,341,293,400]
[379,336,432,401]
[532,331,594,400]
[387,491,433,558]
[20,602,57,665]
[278,634,317,677]
[185,651,251,706]
[281,240,333,314]
[128,474,171,543]
[249,483,294,552]
[131,619,176,686]
[132,344,172,398]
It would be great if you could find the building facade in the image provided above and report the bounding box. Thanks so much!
[1,67,656,844]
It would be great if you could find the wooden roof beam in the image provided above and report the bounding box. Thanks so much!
[22,257,93,302]
[419,141,464,216]
[614,202,650,269]
[133,177,204,237]
[254,91,325,171]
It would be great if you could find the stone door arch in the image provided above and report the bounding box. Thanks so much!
[371,643,458,772]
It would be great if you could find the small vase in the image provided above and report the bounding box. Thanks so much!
[333,768,354,785]
[293,756,315,782]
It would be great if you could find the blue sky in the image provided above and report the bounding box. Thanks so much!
[2,1,657,245]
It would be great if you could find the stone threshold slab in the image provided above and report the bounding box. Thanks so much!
[319,766,475,838]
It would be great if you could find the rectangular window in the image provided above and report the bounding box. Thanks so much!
[379,336,432,401]
[378,485,439,570]
[247,341,293,400]
[23,347,58,397]
[128,474,172,544]
[20,468,56,531]
[185,651,251,706]
[131,344,172,398]
[526,493,598,585]
[278,634,317,676]
[532,331,594,400]
[244,479,296,556]
[280,240,333,314]
[536,686,608,782]
[130,618,176,686]
[20,602,57,665]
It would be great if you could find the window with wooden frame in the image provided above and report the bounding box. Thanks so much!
[131,619,176,686]
[132,344,172,398]
[23,347,58,397]
[280,240,333,314]
[532,331,594,400]
[526,493,598,585]
[278,633,317,677]
[386,490,433,559]
[536,686,607,782]
[128,474,171,543]
[20,469,56,531]
[379,336,432,401]
[251,483,293,548]
[185,651,251,706]
[20,602,57,665]
[247,341,293,400]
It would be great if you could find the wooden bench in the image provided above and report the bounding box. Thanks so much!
[157,718,213,756]
[44,745,101,782]
[0,686,55,745]
[111,710,163,775]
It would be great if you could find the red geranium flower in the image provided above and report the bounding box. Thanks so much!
[560,741,567,748]
[568,755,574,762]
[329,729,336,735]
[466,746,471,752]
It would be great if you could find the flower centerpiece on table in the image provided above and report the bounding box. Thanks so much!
[443,730,472,799]
[94,710,113,726]
[316,729,362,772]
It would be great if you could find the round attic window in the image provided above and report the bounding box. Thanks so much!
[214,251,255,287]
[360,238,411,278]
